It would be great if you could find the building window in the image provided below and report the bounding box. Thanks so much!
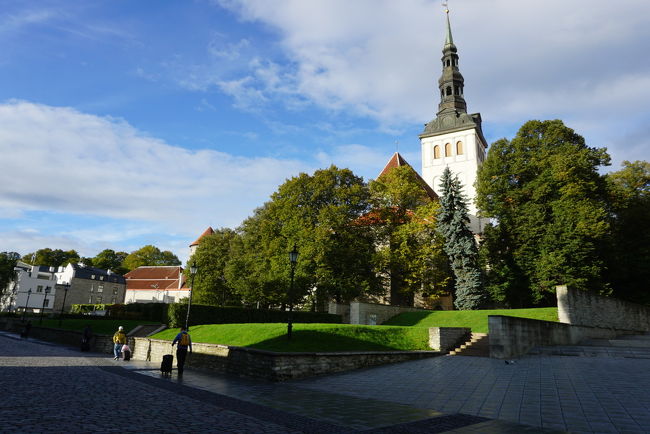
[88,296,93,303]
[96,296,102,303]
[91,275,96,280]
[45,286,51,293]
[90,284,94,293]
[37,285,43,293]
[445,143,452,157]
[111,297,116,303]
[433,145,441,159]
[113,287,118,295]
[446,86,452,96]
[99,276,104,281]
[43,299,49,308]
[456,141,464,155]
[98,285,104,293]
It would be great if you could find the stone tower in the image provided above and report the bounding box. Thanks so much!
[420,8,487,229]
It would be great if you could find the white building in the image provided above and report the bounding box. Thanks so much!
[124,266,189,304]
[1,262,59,314]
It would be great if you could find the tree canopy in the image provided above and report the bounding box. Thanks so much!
[603,160,650,303]
[0,252,20,296]
[476,119,611,306]
[21,248,80,267]
[188,229,239,306]
[122,245,181,271]
[92,249,129,274]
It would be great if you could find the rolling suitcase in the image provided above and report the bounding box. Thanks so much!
[161,354,173,377]
[123,349,131,361]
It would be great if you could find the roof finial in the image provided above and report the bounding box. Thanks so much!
[442,0,454,47]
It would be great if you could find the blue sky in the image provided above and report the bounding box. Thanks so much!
[1,0,649,264]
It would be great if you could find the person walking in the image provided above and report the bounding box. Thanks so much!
[81,324,93,351]
[171,326,192,376]
[112,326,127,360]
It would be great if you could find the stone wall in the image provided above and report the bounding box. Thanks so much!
[0,318,132,354]
[488,315,637,359]
[557,285,650,331]
[327,303,350,324]
[133,337,440,381]
[428,327,471,352]
[350,302,423,325]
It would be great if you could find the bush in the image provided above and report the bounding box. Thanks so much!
[71,304,109,314]
[168,303,342,328]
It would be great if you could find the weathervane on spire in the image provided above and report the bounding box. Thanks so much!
[442,0,449,14]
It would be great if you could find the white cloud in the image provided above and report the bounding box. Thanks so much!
[0,100,309,256]
[212,0,650,163]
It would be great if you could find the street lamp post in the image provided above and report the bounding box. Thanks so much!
[287,245,298,340]
[58,283,70,326]
[22,289,32,321]
[39,287,50,325]
[185,262,198,331]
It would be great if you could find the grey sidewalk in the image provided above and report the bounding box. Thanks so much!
[0,331,562,433]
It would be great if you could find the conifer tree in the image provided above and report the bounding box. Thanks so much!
[438,167,486,310]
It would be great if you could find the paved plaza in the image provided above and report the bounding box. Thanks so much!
[1,331,649,433]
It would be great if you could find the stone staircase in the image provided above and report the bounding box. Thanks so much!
[448,333,490,357]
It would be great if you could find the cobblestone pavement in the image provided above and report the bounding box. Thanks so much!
[291,353,650,433]
[0,332,563,433]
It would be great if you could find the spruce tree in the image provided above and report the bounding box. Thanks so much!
[438,167,487,310]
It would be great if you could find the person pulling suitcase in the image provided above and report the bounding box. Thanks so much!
[171,326,192,377]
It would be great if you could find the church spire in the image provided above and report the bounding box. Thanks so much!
[437,7,466,114]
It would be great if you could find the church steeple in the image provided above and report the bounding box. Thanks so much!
[438,8,466,114]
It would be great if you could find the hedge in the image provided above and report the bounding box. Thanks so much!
[168,303,342,328]
[70,303,169,322]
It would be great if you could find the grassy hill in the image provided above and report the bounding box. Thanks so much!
[151,323,431,353]
[383,307,559,333]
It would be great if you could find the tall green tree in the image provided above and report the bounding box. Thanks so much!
[122,245,181,271]
[438,167,486,310]
[92,249,129,274]
[0,252,20,296]
[21,248,80,267]
[369,165,451,306]
[604,160,650,303]
[227,166,379,309]
[476,119,611,306]
[187,229,240,306]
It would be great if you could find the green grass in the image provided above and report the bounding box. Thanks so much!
[36,319,157,335]
[382,307,559,333]
[151,323,431,353]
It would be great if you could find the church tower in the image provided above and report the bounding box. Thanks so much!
[420,8,487,226]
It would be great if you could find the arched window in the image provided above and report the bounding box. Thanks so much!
[444,143,451,157]
[454,85,459,95]
[446,86,452,96]
[433,145,441,159]
[456,141,463,155]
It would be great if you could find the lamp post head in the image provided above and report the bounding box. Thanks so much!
[289,245,299,265]
[28,289,32,294]
[190,262,198,275]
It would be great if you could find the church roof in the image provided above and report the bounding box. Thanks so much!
[189,226,214,247]
[378,152,439,201]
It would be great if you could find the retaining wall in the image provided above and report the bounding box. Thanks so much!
[557,285,650,331]
[428,327,471,352]
[133,337,440,381]
[488,315,637,359]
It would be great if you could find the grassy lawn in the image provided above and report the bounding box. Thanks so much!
[382,307,559,333]
[151,323,431,353]
[36,319,158,335]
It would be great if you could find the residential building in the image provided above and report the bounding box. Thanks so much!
[124,266,188,304]
[51,263,127,313]
[0,262,58,313]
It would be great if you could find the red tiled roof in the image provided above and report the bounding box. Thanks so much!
[378,152,439,201]
[190,226,214,247]
[124,266,187,291]
[124,266,183,280]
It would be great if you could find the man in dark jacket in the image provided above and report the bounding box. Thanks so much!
[171,326,192,376]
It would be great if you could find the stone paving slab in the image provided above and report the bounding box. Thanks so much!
[291,354,650,432]
[0,331,561,433]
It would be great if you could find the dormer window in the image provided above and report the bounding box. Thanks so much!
[91,274,96,280]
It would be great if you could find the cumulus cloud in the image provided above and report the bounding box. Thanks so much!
[211,0,650,162]
[0,100,308,255]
